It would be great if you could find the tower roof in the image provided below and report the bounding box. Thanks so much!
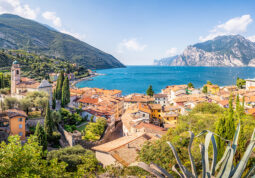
[13,60,19,64]
[38,79,52,88]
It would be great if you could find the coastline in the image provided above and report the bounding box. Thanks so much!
[71,72,105,89]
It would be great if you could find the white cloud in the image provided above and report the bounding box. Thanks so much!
[117,38,147,53]
[165,48,178,57]
[199,14,253,42]
[60,29,86,40]
[42,11,86,41]
[42,11,62,28]
[0,0,39,19]
[247,35,255,42]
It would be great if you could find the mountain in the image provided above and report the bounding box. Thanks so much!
[0,14,125,69]
[153,55,178,66]
[154,35,255,66]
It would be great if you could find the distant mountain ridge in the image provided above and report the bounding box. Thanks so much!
[154,35,255,66]
[0,14,125,69]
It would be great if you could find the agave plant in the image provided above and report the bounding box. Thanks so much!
[132,123,255,178]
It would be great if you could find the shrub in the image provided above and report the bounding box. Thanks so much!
[47,145,101,173]
[191,102,224,114]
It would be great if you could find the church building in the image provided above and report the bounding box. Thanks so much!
[11,60,53,102]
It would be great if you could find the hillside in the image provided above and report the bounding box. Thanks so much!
[0,14,125,69]
[0,49,88,80]
[154,35,255,66]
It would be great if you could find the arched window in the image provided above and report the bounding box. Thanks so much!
[16,70,19,75]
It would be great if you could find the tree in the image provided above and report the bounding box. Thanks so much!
[0,135,68,177]
[215,115,227,160]
[146,85,154,97]
[52,89,56,110]
[24,91,48,115]
[236,77,246,89]
[187,82,194,88]
[44,101,53,137]
[225,95,235,140]
[56,71,64,100]
[3,97,19,110]
[61,76,70,107]
[47,145,102,173]
[34,122,47,151]
[19,98,31,115]
[207,80,212,85]
[202,85,207,94]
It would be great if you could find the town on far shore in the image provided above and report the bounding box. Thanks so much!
[0,60,255,167]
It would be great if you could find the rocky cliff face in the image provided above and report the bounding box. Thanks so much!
[154,35,255,66]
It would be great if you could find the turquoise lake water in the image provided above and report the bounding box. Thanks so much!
[75,66,255,95]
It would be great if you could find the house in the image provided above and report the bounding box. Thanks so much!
[49,73,58,82]
[134,122,167,136]
[247,108,255,118]
[246,79,255,90]
[92,133,153,167]
[0,109,27,140]
[149,104,162,119]
[154,94,168,105]
[218,100,229,108]
[78,97,98,107]
[124,94,154,110]
[206,84,220,94]
[161,85,187,103]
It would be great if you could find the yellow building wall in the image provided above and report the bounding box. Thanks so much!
[9,116,26,140]
[151,109,162,119]
[163,116,178,124]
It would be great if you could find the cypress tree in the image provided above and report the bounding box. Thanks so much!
[52,89,56,110]
[61,76,70,107]
[35,122,47,151]
[236,94,240,118]
[44,101,53,137]
[56,71,64,100]
[146,85,154,97]
[216,115,226,160]
[225,95,235,140]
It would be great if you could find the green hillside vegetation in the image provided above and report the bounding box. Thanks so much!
[139,102,255,176]
[0,49,88,81]
[0,14,125,69]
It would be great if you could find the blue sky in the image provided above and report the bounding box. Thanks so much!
[1,0,255,65]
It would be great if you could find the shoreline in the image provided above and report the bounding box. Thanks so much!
[71,72,104,89]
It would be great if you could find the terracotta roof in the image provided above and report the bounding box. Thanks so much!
[154,94,167,98]
[91,133,148,152]
[149,104,162,110]
[124,94,154,103]
[248,108,255,115]
[219,100,229,106]
[78,97,98,104]
[16,77,40,89]
[2,109,27,118]
[138,103,151,114]
[135,122,166,132]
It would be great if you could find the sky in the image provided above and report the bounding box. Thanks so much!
[0,0,255,65]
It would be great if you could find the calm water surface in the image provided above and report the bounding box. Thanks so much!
[76,66,255,95]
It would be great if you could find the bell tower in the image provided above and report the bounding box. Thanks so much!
[11,60,21,95]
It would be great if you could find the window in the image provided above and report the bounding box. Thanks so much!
[16,70,19,74]
[19,124,22,129]
[143,114,145,117]
[158,110,160,112]
[19,132,23,136]
[19,118,23,122]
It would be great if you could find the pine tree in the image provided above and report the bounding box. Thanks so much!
[146,85,154,97]
[35,122,47,150]
[52,89,56,110]
[61,76,70,107]
[56,71,64,100]
[44,101,53,137]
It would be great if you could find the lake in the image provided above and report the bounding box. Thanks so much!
[75,66,255,95]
